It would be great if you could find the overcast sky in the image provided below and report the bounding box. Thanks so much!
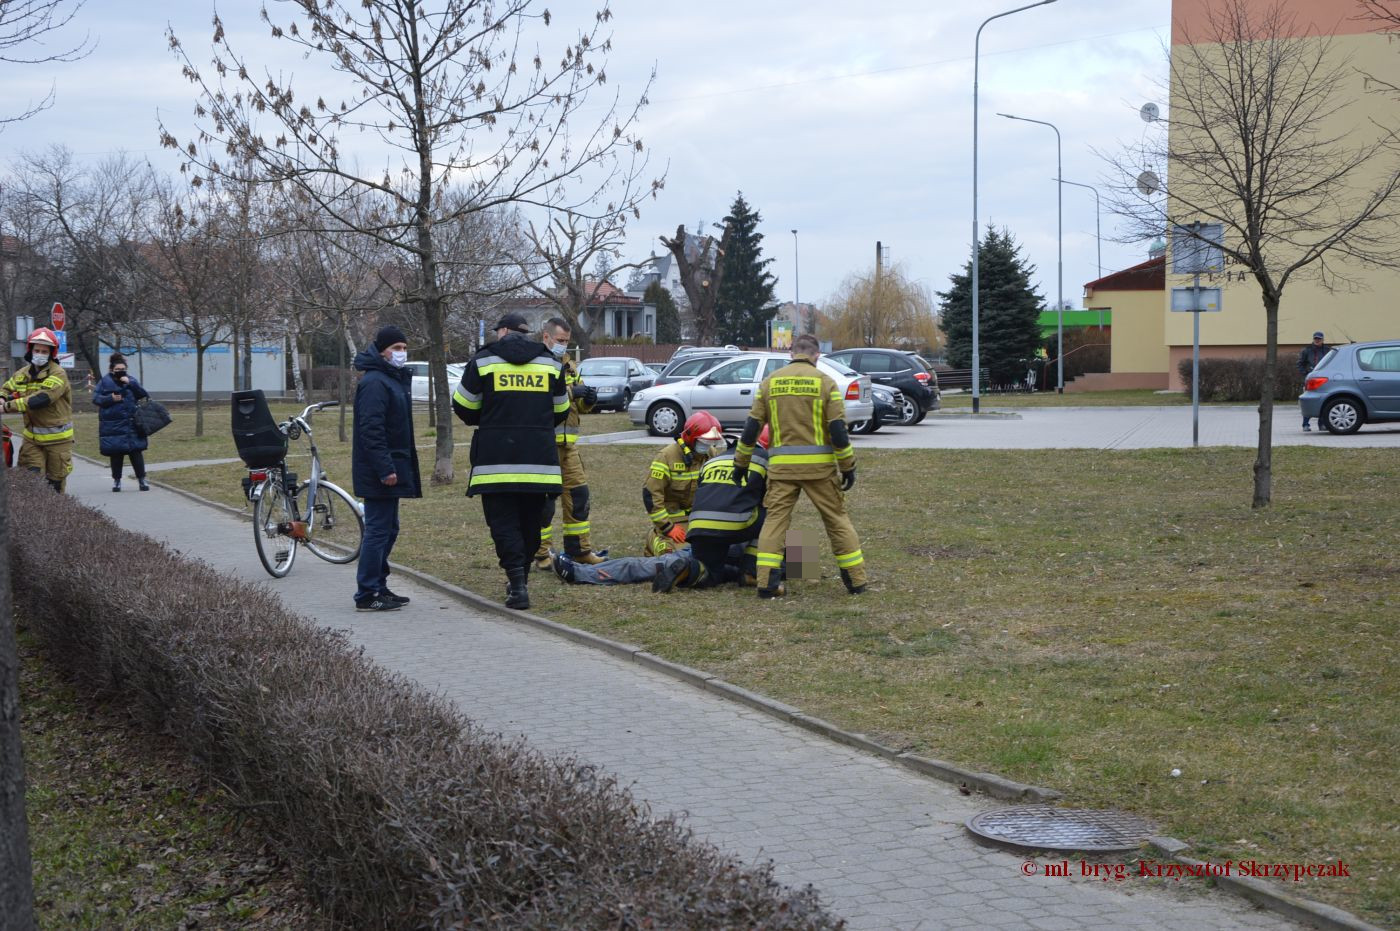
[1,0,1170,312]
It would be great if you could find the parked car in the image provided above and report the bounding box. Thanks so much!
[652,349,744,386]
[850,383,903,435]
[668,344,741,363]
[826,348,940,425]
[1298,339,1400,434]
[644,361,667,378]
[627,351,874,436]
[577,356,656,411]
[407,360,466,402]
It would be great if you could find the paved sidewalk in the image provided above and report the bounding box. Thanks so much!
[69,459,1297,929]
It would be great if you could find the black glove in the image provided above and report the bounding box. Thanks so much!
[576,384,598,406]
[731,464,748,486]
[840,468,856,491]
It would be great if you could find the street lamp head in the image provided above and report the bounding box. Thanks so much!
[996,112,1018,120]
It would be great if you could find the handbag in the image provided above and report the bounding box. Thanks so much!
[133,398,173,437]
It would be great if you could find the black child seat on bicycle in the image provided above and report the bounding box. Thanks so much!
[231,389,288,468]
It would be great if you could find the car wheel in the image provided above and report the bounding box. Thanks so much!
[621,389,632,411]
[911,408,928,425]
[849,418,873,435]
[648,401,684,437]
[898,395,919,426]
[1321,397,1364,434]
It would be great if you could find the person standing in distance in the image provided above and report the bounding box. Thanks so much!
[731,333,865,598]
[92,353,151,492]
[454,312,569,610]
[351,324,421,611]
[1297,331,1330,432]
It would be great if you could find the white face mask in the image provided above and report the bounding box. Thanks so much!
[550,342,567,358]
[697,438,723,456]
[31,351,50,366]
[389,349,408,368]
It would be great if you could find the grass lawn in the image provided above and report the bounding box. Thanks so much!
[144,430,1396,925]
[940,388,1196,408]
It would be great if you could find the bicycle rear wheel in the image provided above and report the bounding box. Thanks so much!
[252,483,298,577]
[301,481,364,564]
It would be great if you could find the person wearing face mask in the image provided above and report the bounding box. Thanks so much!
[532,317,607,570]
[350,324,422,612]
[2,327,74,492]
[642,410,724,556]
[92,352,151,491]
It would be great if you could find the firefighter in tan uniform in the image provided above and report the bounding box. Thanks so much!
[2,327,75,492]
[643,411,724,555]
[731,333,865,598]
[534,318,607,568]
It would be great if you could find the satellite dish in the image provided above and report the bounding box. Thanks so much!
[1140,102,1160,122]
[1136,170,1161,195]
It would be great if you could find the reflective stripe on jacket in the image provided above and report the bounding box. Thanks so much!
[736,359,851,479]
[3,362,73,445]
[687,449,769,538]
[643,438,708,527]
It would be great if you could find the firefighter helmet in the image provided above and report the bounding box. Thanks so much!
[680,410,722,447]
[24,327,60,363]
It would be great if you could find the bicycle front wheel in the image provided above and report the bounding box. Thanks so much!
[301,481,364,564]
[252,484,298,577]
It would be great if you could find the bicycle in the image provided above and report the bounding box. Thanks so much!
[245,401,364,578]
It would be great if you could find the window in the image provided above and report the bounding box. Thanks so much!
[670,356,725,378]
[855,352,897,373]
[762,358,787,378]
[629,361,646,376]
[707,359,760,384]
[580,360,628,377]
[1357,346,1400,372]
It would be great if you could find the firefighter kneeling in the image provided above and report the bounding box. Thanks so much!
[732,333,866,598]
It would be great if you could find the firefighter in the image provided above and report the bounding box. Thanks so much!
[552,426,773,590]
[2,327,74,492]
[643,410,724,555]
[453,312,570,610]
[533,317,605,569]
[731,333,866,598]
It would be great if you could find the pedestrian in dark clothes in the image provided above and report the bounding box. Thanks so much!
[92,353,150,492]
[1298,331,1330,431]
[352,324,422,611]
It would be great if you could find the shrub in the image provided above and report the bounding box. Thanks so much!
[1176,357,1304,402]
[7,470,841,930]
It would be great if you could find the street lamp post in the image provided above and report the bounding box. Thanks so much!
[1059,177,1102,279]
[972,0,1057,412]
[791,229,801,333]
[999,111,1063,392]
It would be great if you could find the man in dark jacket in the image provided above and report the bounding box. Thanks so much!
[352,324,422,611]
[453,312,568,610]
[1297,331,1330,431]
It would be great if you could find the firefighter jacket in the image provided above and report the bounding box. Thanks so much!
[453,333,569,496]
[3,360,74,445]
[688,448,769,542]
[555,355,594,446]
[734,358,854,479]
[643,438,712,529]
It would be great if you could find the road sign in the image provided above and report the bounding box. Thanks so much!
[53,330,68,352]
[1170,287,1222,312]
[58,353,75,369]
[1170,223,1223,274]
[51,302,66,331]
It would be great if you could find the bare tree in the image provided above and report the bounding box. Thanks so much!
[1107,0,1400,507]
[162,1,659,485]
[659,223,731,345]
[820,263,941,353]
[0,0,92,126]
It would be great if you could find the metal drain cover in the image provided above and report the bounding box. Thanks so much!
[966,806,1155,853]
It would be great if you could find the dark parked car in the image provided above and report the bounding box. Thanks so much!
[826,348,940,425]
[652,349,743,386]
[850,383,903,435]
[577,356,655,412]
[1298,339,1400,434]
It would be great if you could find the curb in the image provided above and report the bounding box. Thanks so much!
[109,460,1383,931]
[925,410,1023,420]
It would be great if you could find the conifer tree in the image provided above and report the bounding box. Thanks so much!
[715,192,777,345]
[938,226,1045,385]
[644,280,682,343]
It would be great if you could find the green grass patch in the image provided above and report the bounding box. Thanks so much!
[153,441,1397,925]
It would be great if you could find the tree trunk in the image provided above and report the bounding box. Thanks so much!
[287,323,305,403]
[229,324,241,394]
[337,316,348,443]
[1252,295,1280,508]
[243,329,253,393]
[423,295,454,485]
[0,453,38,928]
[194,345,206,437]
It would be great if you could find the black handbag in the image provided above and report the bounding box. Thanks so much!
[133,398,172,437]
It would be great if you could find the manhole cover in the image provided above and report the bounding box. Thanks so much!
[966,806,1155,853]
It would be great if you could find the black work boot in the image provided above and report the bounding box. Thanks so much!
[757,577,786,599]
[653,556,701,594]
[505,567,531,609]
[840,569,867,595]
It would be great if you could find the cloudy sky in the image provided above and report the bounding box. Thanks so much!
[1,0,1170,312]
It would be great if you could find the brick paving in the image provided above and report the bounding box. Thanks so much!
[67,458,1299,929]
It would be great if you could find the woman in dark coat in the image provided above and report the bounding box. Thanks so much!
[92,353,150,491]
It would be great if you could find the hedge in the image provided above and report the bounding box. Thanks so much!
[7,470,841,929]
[1176,356,1305,402]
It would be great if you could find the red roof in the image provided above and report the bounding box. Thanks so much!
[1084,256,1164,293]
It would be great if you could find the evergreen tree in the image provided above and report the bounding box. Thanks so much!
[715,192,777,345]
[938,226,1045,385]
[645,280,682,343]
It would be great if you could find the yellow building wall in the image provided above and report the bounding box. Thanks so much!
[1165,11,1400,355]
[1103,288,1169,375]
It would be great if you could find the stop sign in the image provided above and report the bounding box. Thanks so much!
[51,302,66,331]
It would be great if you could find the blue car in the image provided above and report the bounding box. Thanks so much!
[1298,339,1400,434]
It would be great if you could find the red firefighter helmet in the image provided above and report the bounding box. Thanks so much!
[27,327,60,352]
[680,410,722,447]
[757,425,771,449]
